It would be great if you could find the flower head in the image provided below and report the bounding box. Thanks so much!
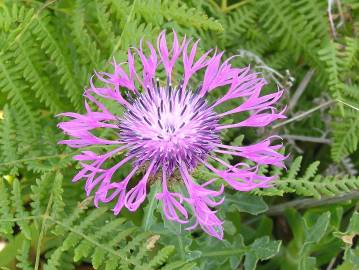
[58,30,286,239]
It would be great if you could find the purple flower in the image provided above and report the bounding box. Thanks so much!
[58,30,286,239]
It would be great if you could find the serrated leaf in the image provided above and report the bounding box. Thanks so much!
[244,236,281,270]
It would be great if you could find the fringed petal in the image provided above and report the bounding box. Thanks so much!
[57,91,122,148]
[135,39,158,87]
[180,164,224,240]
[125,160,156,211]
[112,166,140,215]
[202,158,274,191]
[214,136,286,167]
[182,39,212,90]
[219,88,284,117]
[156,169,189,223]
[96,59,137,93]
[157,30,186,81]
[218,107,286,129]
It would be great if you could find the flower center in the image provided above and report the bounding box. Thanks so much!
[118,83,220,174]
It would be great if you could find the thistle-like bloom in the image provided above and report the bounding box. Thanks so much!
[58,31,286,239]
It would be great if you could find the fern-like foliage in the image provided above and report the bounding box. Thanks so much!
[293,0,329,40]
[69,0,102,69]
[318,37,359,161]
[11,179,32,239]
[0,178,13,236]
[220,2,270,53]
[32,11,83,109]
[106,0,222,32]
[0,172,194,269]
[16,241,33,270]
[259,0,324,63]
[93,1,115,54]
[0,106,72,174]
[52,208,189,269]
[0,106,20,174]
[318,41,345,102]
[255,157,359,198]
[12,28,66,113]
[1,1,359,269]
[0,52,39,137]
[331,109,359,162]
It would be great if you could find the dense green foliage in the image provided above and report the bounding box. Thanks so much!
[0,0,359,269]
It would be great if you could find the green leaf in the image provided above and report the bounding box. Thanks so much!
[346,212,359,234]
[227,193,268,215]
[295,212,331,268]
[244,236,281,270]
[142,181,160,231]
[304,211,331,246]
[0,179,13,236]
[285,208,305,247]
[11,179,31,240]
[298,256,317,270]
[334,211,359,245]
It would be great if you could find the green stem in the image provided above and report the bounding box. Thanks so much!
[266,191,359,216]
[223,1,250,13]
[34,193,53,270]
[0,153,72,168]
[5,0,59,52]
[177,235,186,260]
[202,248,247,257]
[244,191,359,225]
[336,99,359,112]
[221,0,227,10]
[272,100,335,129]
[143,182,160,231]
[0,216,41,222]
[273,98,359,130]
[0,145,119,168]
[110,0,137,60]
[207,0,221,12]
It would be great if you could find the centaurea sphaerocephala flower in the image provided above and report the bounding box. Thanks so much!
[58,30,286,239]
